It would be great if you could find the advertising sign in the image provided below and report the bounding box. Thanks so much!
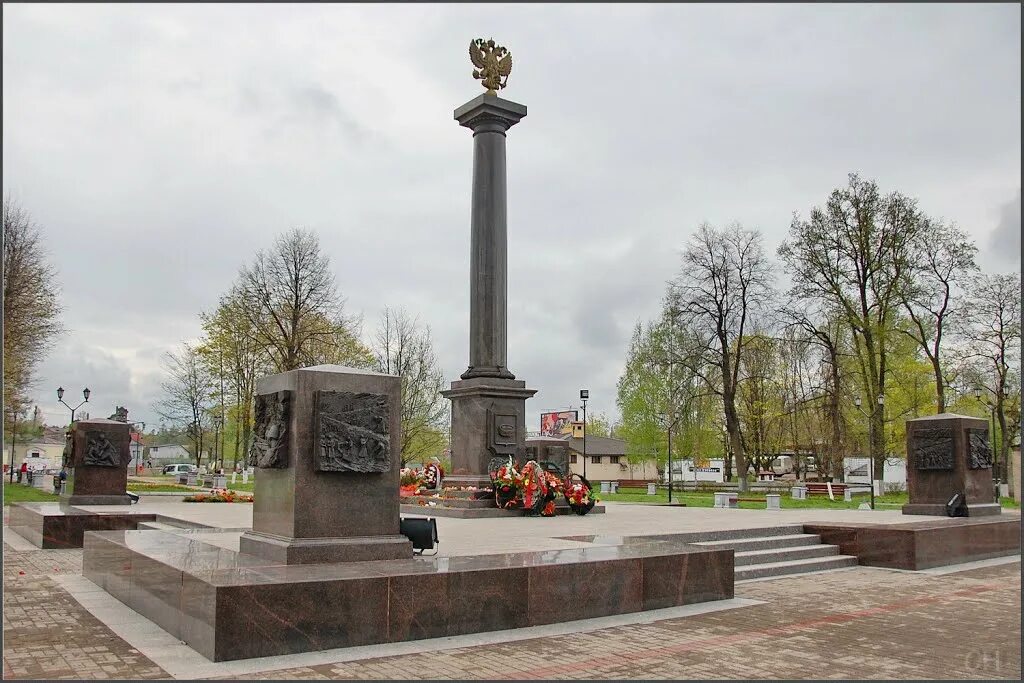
[540,411,578,436]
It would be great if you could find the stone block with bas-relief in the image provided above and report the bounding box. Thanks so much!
[62,419,133,505]
[239,365,412,564]
[902,413,1001,517]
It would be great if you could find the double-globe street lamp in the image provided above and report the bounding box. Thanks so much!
[853,394,884,510]
[57,386,90,424]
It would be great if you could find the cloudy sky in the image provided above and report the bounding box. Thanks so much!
[3,3,1020,432]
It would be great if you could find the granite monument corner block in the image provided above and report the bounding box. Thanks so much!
[239,365,412,564]
[903,413,1000,517]
[62,419,133,505]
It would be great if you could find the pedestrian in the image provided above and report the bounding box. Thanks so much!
[19,461,27,484]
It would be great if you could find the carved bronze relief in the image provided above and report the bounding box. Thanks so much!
[248,391,291,469]
[487,409,518,457]
[967,428,993,469]
[83,430,120,467]
[913,427,954,471]
[314,391,390,473]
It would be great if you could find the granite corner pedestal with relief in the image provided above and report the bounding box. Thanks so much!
[902,413,1001,517]
[62,418,133,505]
[239,364,413,564]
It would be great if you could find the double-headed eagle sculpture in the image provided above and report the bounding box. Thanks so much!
[470,38,512,94]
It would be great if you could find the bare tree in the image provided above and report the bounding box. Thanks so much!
[779,174,923,479]
[3,195,64,424]
[372,307,448,465]
[235,228,368,372]
[155,343,216,467]
[961,272,1021,484]
[669,222,773,492]
[900,219,978,413]
[780,301,852,481]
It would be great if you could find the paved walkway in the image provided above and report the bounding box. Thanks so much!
[3,537,1019,680]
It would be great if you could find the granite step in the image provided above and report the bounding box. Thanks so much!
[734,554,859,581]
[692,533,822,552]
[733,544,839,566]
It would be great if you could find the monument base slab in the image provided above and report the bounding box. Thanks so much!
[902,502,1002,517]
[83,527,732,662]
[239,531,413,564]
[804,517,1019,570]
[66,494,133,506]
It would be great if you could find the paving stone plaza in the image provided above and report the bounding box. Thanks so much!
[3,502,1021,680]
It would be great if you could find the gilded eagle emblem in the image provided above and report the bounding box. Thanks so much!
[469,38,512,94]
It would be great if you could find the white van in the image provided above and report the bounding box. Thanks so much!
[162,463,197,475]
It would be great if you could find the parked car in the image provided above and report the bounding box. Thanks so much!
[162,463,197,475]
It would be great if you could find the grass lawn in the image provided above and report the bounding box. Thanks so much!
[2,481,60,505]
[599,487,1021,511]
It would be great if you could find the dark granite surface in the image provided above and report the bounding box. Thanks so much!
[64,419,131,501]
[904,414,998,515]
[804,516,1020,570]
[82,527,734,662]
[9,502,155,549]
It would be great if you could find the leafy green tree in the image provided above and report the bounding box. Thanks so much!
[779,174,923,479]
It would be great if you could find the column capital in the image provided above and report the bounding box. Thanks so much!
[454,93,527,132]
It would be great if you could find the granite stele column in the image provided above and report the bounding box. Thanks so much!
[441,89,537,488]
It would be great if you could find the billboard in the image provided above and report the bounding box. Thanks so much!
[540,411,578,437]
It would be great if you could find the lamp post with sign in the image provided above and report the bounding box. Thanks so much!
[580,390,588,479]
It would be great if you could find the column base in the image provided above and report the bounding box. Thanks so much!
[239,531,413,565]
[442,377,537,478]
[460,365,516,380]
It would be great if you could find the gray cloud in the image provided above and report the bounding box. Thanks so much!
[3,3,1019,432]
[985,190,1021,269]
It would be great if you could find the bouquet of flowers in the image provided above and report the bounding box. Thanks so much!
[422,461,444,490]
[400,467,425,496]
[490,455,522,509]
[563,474,597,516]
[540,470,564,517]
[520,460,556,516]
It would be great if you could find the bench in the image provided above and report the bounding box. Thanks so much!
[618,480,656,488]
[804,482,848,496]
[714,492,781,510]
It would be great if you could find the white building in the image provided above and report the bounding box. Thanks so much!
[662,458,726,483]
[844,456,908,491]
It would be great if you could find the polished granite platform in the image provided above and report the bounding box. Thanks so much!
[82,527,733,662]
[804,516,1021,570]
[7,503,160,549]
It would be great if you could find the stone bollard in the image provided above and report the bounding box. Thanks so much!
[844,488,852,502]
[214,475,227,489]
[600,481,610,493]
[766,494,781,510]
[647,482,657,495]
[242,470,249,484]
[610,481,619,494]
[791,486,807,500]
[187,472,198,486]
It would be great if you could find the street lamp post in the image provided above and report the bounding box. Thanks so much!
[580,390,588,480]
[853,394,884,510]
[57,386,91,425]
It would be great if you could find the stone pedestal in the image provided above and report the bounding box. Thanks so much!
[62,419,132,505]
[239,365,413,564]
[442,377,536,486]
[902,413,1001,517]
